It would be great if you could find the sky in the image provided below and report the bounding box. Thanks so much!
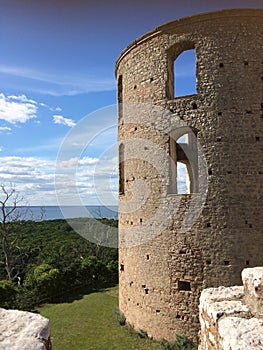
[0,0,262,206]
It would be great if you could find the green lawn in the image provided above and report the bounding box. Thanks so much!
[39,287,163,350]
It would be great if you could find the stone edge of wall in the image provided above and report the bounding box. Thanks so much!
[0,308,51,350]
[199,267,263,350]
[115,8,263,74]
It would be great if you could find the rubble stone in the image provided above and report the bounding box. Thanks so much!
[199,267,263,350]
[0,308,51,350]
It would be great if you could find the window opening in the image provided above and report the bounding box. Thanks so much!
[178,280,191,291]
[117,75,123,120]
[177,163,188,194]
[119,143,125,194]
[174,49,196,97]
[169,130,199,194]
[192,102,198,109]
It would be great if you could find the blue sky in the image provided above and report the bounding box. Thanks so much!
[0,0,262,206]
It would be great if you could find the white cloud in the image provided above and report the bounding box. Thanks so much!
[53,115,76,127]
[78,156,99,166]
[0,126,11,132]
[55,152,118,206]
[0,156,55,205]
[57,156,99,170]
[0,93,37,124]
[39,102,63,113]
[7,94,37,105]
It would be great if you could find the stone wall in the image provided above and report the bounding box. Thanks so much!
[199,267,263,349]
[116,9,263,342]
[0,308,51,350]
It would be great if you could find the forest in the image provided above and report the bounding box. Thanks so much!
[0,217,118,310]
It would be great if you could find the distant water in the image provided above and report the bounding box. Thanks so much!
[4,206,118,221]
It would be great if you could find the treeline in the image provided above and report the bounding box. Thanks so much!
[0,218,118,310]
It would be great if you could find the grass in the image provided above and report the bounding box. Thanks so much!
[39,287,163,350]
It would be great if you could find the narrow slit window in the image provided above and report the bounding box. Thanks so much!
[174,49,196,97]
[118,75,123,120]
[119,143,125,194]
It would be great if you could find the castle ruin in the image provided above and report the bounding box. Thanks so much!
[116,9,263,342]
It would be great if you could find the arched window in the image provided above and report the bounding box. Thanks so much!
[174,49,196,97]
[166,42,197,99]
[168,129,198,194]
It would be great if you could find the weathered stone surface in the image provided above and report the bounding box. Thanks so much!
[199,286,250,350]
[0,308,51,350]
[218,317,263,350]
[199,267,263,350]
[242,267,263,317]
[199,286,248,323]
[117,8,263,342]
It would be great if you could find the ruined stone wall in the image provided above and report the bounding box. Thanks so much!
[116,9,263,342]
[199,267,263,350]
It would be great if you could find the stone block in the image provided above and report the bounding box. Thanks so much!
[0,308,51,350]
[242,267,263,318]
[218,317,263,350]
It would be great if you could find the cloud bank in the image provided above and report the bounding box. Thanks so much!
[0,155,117,206]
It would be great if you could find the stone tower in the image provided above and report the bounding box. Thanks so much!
[116,9,263,342]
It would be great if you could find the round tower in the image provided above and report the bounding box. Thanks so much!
[116,9,263,342]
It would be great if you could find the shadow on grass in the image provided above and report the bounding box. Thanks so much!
[40,282,118,306]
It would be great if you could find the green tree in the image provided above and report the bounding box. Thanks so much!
[0,279,18,307]
[25,263,60,302]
